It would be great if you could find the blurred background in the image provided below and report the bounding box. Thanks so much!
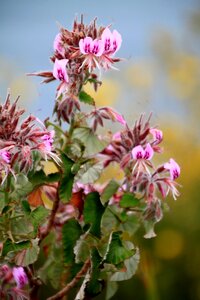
[1,0,200,299]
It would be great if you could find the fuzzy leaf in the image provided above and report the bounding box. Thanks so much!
[12,174,33,198]
[31,206,49,229]
[120,193,140,208]
[62,218,83,265]
[29,170,60,187]
[86,248,103,296]
[72,127,107,156]
[59,153,75,203]
[101,180,119,205]
[76,161,103,184]
[74,233,98,263]
[11,217,34,240]
[83,192,105,238]
[104,231,133,265]
[2,239,31,257]
[110,244,140,281]
[14,239,40,266]
[79,91,95,106]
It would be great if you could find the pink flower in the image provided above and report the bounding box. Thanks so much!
[53,33,65,56]
[132,143,154,160]
[53,59,69,82]
[101,27,122,54]
[79,37,104,57]
[12,267,28,289]
[164,158,180,180]
[150,128,163,144]
[0,150,11,163]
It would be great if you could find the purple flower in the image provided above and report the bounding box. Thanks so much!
[164,158,180,180]
[12,267,28,289]
[0,150,11,163]
[101,27,122,55]
[79,37,104,57]
[132,143,154,161]
[53,59,69,82]
[150,128,163,144]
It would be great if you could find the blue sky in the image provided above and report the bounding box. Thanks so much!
[0,0,199,119]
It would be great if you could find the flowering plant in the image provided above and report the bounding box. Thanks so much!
[0,16,180,300]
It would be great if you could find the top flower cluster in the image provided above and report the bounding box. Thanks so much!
[52,21,122,87]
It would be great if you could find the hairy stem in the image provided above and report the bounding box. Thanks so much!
[47,259,91,300]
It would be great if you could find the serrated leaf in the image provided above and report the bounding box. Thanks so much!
[31,206,49,229]
[104,231,133,265]
[29,170,60,187]
[79,91,95,106]
[101,207,118,235]
[75,161,103,184]
[83,192,105,238]
[11,174,33,198]
[62,218,82,265]
[86,248,103,296]
[110,244,140,281]
[14,239,40,266]
[2,239,31,257]
[120,193,140,208]
[59,153,75,203]
[11,217,34,240]
[101,180,119,205]
[74,233,98,263]
[72,128,107,156]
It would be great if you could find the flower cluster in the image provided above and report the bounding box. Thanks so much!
[0,94,59,184]
[101,115,180,204]
[30,17,122,123]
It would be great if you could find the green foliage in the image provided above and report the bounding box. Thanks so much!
[83,192,105,238]
[79,91,95,106]
[72,127,107,156]
[58,153,75,203]
[86,248,103,296]
[101,180,120,205]
[104,231,133,265]
[62,218,83,265]
[120,192,140,208]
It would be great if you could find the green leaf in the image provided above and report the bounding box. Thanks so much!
[106,281,118,300]
[74,233,98,263]
[14,239,40,266]
[120,193,140,208]
[86,248,103,296]
[110,244,140,281]
[0,191,6,213]
[75,161,103,184]
[101,180,119,205]
[31,206,49,229]
[62,218,83,265]
[29,170,60,187]
[72,128,107,156]
[83,192,105,238]
[79,91,95,106]
[59,153,75,203]
[104,231,133,265]
[11,174,33,198]
[11,217,34,240]
[2,239,31,257]
[101,207,118,235]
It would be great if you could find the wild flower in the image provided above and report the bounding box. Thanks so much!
[12,267,28,289]
[0,94,60,184]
